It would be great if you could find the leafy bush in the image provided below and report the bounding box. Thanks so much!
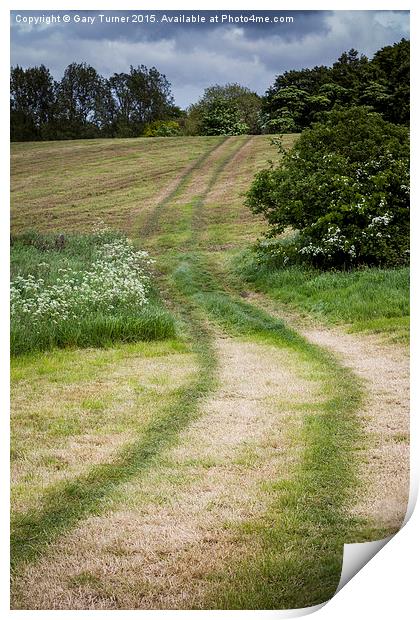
[10,229,176,354]
[246,106,409,268]
[185,83,261,135]
[201,98,249,136]
[143,120,181,137]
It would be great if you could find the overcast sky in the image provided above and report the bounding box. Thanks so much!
[10,10,409,108]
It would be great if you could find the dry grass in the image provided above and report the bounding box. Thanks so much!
[11,342,196,516]
[245,292,410,534]
[11,137,220,235]
[11,337,319,609]
[199,135,281,249]
[10,134,409,609]
[300,328,410,532]
[143,136,249,251]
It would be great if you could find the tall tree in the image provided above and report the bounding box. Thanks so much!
[370,38,409,124]
[129,65,174,132]
[109,65,175,136]
[10,65,56,140]
[56,62,104,138]
[262,40,409,133]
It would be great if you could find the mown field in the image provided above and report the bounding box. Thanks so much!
[10,135,409,610]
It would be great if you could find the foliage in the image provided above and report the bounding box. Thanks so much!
[246,106,409,268]
[143,119,181,137]
[10,63,177,141]
[108,65,175,137]
[371,38,410,124]
[54,62,107,139]
[186,83,261,135]
[10,39,409,141]
[10,229,176,354]
[200,98,249,135]
[263,39,409,132]
[10,65,57,140]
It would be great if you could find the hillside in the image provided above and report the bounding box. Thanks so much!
[10,136,409,610]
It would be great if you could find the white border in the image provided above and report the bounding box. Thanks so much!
[2,2,418,618]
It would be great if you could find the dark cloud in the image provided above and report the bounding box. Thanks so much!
[10,10,409,108]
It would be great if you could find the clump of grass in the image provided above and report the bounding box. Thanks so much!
[235,250,409,341]
[10,230,176,354]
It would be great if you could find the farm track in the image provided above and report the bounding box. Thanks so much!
[243,292,410,531]
[11,135,409,609]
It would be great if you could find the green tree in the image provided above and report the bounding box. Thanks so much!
[10,65,57,141]
[262,86,309,132]
[186,83,260,135]
[109,65,175,137]
[56,62,104,138]
[108,72,133,136]
[330,48,370,96]
[262,40,409,133]
[128,65,174,132]
[266,65,331,96]
[370,38,409,124]
[201,98,249,135]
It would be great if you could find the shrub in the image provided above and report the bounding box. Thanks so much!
[143,120,181,137]
[246,106,409,268]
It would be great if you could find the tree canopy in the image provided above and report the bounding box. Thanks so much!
[10,38,409,141]
[261,39,409,133]
[11,63,177,141]
[185,83,262,135]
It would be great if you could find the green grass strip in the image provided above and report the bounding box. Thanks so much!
[235,256,409,342]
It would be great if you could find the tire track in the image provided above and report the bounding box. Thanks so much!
[140,137,228,238]
[242,292,410,534]
[12,338,316,609]
[11,136,371,609]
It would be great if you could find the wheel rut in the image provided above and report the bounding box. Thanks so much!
[11,135,398,610]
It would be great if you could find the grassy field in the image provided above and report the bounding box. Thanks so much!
[11,136,222,235]
[236,257,409,343]
[11,230,175,354]
[10,135,409,610]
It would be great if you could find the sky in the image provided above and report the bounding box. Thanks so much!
[10,10,409,109]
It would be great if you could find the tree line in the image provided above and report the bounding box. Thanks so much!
[10,63,180,141]
[10,38,409,141]
[262,38,409,133]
